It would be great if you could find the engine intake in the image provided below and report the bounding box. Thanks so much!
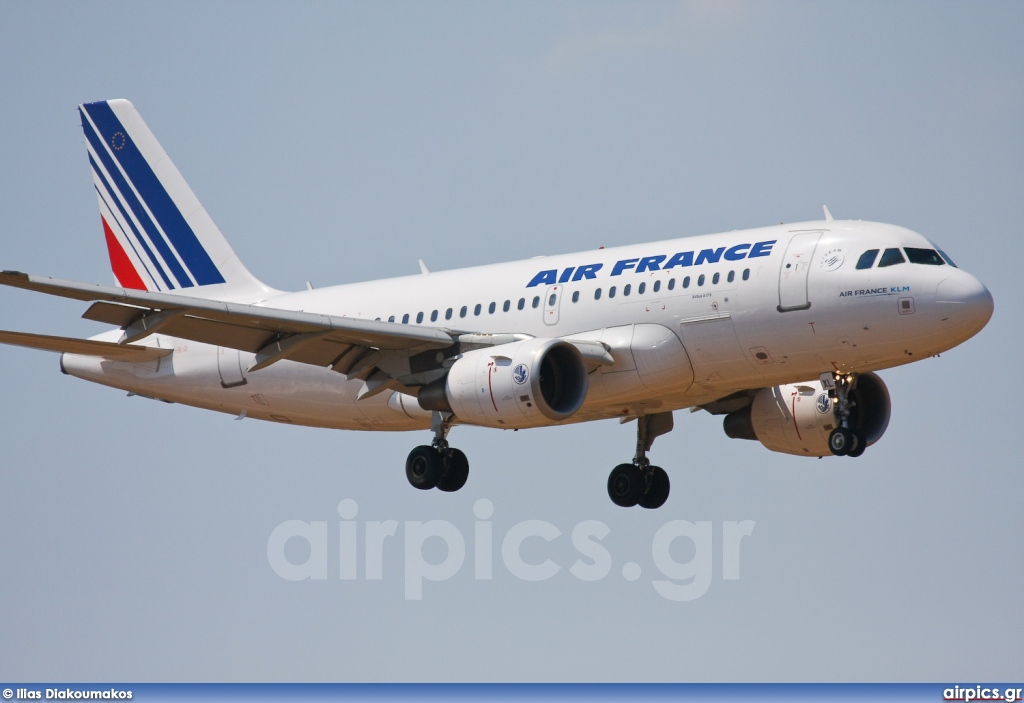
[418,338,588,429]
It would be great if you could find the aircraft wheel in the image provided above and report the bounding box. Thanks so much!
[847,431,867,458]
[639,466,670,509]
[828,427,854,456]
[438,448,470,492]
[608,463,645,507]
[406,445,442,490]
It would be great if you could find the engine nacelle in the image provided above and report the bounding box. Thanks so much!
[418,338,588,429]
[723,372,891,457]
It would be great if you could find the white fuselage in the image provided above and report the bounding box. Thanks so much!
[60,219,992,432]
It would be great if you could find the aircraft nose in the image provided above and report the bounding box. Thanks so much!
[936,272,994,340]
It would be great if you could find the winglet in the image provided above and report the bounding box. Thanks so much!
[418,259,429,275]
[823,205,834,221]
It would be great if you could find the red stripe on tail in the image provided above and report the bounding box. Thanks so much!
[102,217,147,290]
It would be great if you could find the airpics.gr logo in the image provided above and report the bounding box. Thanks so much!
[512,364,529,385]
[816,394,832,414]
[267,499,757,602]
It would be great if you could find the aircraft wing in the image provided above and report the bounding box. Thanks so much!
[0,271,455,395]
[0,329,171,362]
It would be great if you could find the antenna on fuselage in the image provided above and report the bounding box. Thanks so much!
[823,205,834,221]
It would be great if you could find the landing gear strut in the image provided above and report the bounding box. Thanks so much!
[826,372,866,457]
[405,412,470,492]
[607,412,673,509]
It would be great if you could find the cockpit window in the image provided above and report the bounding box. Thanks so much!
[904,247,945,265]
[936,249,958,268]
[856,249,879,269]
[878,248,906,267]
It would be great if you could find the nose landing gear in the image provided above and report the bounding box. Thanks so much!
[826,372,867,457]
[405,411,470,492]
[607,411,673,509]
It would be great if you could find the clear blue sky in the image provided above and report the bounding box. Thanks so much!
[0,1,1020,681]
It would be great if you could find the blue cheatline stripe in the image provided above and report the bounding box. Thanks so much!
[81,101,225,287]
[93,184,160,289]
[80,109,191,288]
[88,153,174,289]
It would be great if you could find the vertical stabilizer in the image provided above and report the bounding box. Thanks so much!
[79,99,278,301]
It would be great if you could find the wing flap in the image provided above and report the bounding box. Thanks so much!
[82,301,147,327]
[159,316,277,352]
[0,329,170,361]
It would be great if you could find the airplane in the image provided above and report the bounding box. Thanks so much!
[0,99,994,509]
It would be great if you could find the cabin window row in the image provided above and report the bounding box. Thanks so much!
[385,268,751,323]
[594,268,750,300]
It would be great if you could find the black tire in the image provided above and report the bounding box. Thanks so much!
[638,466,670,509]
[828,427,853,456]
[847,431,867,458]
[607,463,644,507]
[406,445,442,490]
[438,448,470,492]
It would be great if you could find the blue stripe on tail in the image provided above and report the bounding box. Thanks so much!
[89,154,173,289]
[80,102,225,287]
[81,112,190,288]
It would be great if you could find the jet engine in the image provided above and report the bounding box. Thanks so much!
[417,338,588,429]
[722,372,891,457]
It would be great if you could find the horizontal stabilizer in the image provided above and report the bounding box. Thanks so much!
[0,329,170,361]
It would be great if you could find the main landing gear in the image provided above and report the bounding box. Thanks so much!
[607,411,674,509]
[406,412,469,492]
[826,372,867,458]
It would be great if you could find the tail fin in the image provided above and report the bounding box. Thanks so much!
[78,99,278,301]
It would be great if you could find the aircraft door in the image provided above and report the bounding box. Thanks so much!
[777,232,822,312]
[217,347,247,388]
[543,285,562,326]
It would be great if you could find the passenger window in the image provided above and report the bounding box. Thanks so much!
[548,294,556,306]
[609,286,617,299]
[683,276,690,289]
[712,272,720,285]
[698,274,705,286]
[653,280,661,293]
[445,308,452,320]
[878,248,905,267]
[488,302,496,314]
[517,298,525,310]
[856,249,879,269]
[430,310,438,322]
[623,284,631,297]
[474,304,481,316]
[572,291,579,303]
[416,312,424,323]
[460,306,467,318]
[742,268,750,281]
[727,271,735,283]
[595,288,602,300]
[904,248,945,265]
[638,282,646,294]
[668,279,675,291]
[503,300,510,312]
[402,314,410,324]
[532,296,540,308]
